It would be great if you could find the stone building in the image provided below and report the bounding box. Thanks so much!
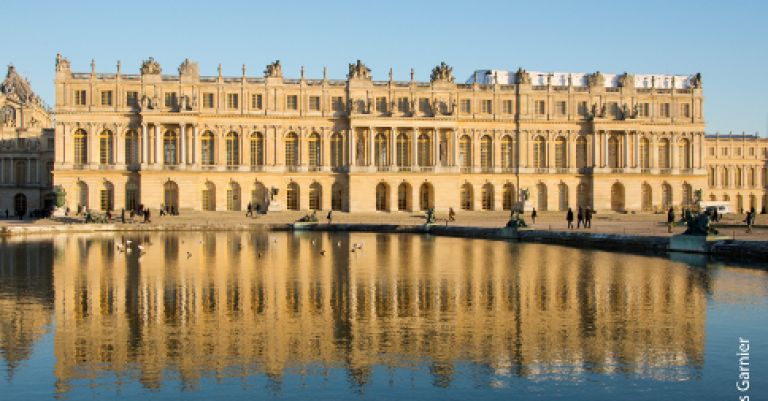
[0,65,55,216]
[51,54,764,213]
[704,133,767,213]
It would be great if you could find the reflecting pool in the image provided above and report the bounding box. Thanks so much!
[0,232,766,400]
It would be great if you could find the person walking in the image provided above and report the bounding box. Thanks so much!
[326,210,333,224]
[144,208,151,223]
[577,207,584,228]
[246,202,253,217]
[745,210,753,233]
[448,207,456,222]
[585,207,593,228]
[712,207,719,222]
[121,208,126,224]
[566,208,574,229]
[531,208,537,224]
[667,207,675,233]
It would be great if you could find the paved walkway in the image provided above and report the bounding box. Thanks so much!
[1,209,766,241]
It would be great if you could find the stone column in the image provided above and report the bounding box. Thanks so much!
[193,125,199,166]
[390,127,397,166]
[180,124,187,165]
[602,131,608,168]
[155,124,162,165]
[623,131,629,168]
[141,123,148,165]
[299,128,308,166]
[634,131,640,168]
[348,128,356,167]
[368,127,375,166]
[670,132,677,169]
[452,129,458,167]
[412,127,418,168]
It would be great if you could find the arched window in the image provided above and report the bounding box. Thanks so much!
[611,182,625,212]
[286,182,299,210]
[397,182,412,211]
[576,136,588,168]
[375,183,389,211]
[99,130,114,165]
[125,130,139,165]
[375,132,388,167]
[202,182,216,211]
[736,167,743,188]
[480,135,493,171]
[164,130,178,165]
[533,135,546,168]
[458,135,471,169]
[682,183,692,207]
[227,181,241,211]
[554,136,566,168]
[125,180,138,211]
[164,181,179,211]
[285,132,298,166]
[639,137,650,169]
[678,138,691,169]
[641,183,652,211]
[419,183,434,211]
[330,133,343,168]
[331,183,343,211]
[558,183,568,211]
[77,181,89,208]
[100,181,114,211]
[417,133,432,167]
[481,183,494,211]
[502,183,515,211]
[661,183,672,209]
[308,133,321,168]
[397,132,411,167]
[577,183,590,208]
[608,135,619,168]
[226,131,239,166]
[309,182,322,210]
[201,131,215,165]
[250,132,264,166]
[501,136,514,170]
[13,193,26,216]
[252,181,268,212]
[74,129,88,165]
[537,183,548,211]
[658,138,670,169]
[460,183,473,210]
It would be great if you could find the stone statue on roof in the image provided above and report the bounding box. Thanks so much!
[689,73,702,89]
[264,60,282,78]
[55,53,71,72]
[430,62,454,83]
[140,57,161,75]
[618,72,634,88]
[348,60,371,79]
[587,71,604,88]
[515,68,531,84]
[178,58,199,77]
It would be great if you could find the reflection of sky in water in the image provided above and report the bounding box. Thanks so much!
[0,232,766,400]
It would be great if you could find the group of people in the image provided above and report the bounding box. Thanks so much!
[245,202,262,217]
[564,207,594,229]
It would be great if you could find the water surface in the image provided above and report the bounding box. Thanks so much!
[0,232,766,400]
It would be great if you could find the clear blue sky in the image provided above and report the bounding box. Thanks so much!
[2,0,766,135]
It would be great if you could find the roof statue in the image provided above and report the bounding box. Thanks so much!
[348,60,371,79]
[618,72,634,88]
[515,68,531,84]
[587,71,604,88]
[140,57,161,75]
[430,62,454,83]
[55,53,71,72]
[264,60,282,78]
[689,72,702,89]
[1,65,36,104]
[178,58,199,76]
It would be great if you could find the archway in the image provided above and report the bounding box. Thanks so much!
[331,183,343,211]
[100,181,114,211]
[502,183,515,211]
[202,182,216,211]
[460,183,474,211]
[13,193,27,217]
[286,182,300,210]
[481,183,494,211]
[661,183,672,210]
[611,182,625,212]
[309,182,322,210]
[227,181,241,211]
[577,183,590,208]
[125,180,138,211]
[375,182,390,211]
[419,182,434,211]
[641,183,652,212]
[681,183,693,208]
[536,183,548,211]
[558,183,569,211]
[77,181,89,209]
[397,182,412,211]
[164,181,179,212]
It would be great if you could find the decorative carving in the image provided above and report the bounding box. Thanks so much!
[178,58,199,76]
[1,65,35,104]
[1,105,15,127]
[140,57,161,75]
[620,103,630,120]
[55,53,71,72]
[689,72,702,89]
[515,68,531,84]
[430,62,454,83]
[264,60,282,78]
[431,98,441,115]
[348,60,371,79]
[618,72,634,88]
[587,71,604,88]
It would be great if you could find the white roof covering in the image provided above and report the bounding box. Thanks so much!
[468,69,696,89]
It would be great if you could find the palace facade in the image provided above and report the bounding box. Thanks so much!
[51,55,767,213]
[0,65,55,216]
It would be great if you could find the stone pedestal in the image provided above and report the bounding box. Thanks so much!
[669,234,730,253]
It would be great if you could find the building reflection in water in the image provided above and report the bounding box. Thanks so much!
[0,232,716,394]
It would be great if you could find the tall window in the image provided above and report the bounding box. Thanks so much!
[227,94,239,109]
[554,137,566,168]
[376,97,387,113]
[398,97,410,113]
[608,136,619,168]
[286,95,298,110]
[163,130,178,165]
[285,132,298,166]
[126,91,139,107]
[201,131,215,165]
[99,130,114,165]
[309,183,321,210]
[577,101,588,116]
[555,101,567,115]
[309,96,320,111]
[286,182,299,210]
[164,92,177,108]
[576,136,587,168]
[658,138,670,169]
[100,182,114,211]
[100,91,113,106]
[458,135,471,168]
[397,132,411,167]
[74,90,87,106]
[533,136,546,168]
[501,136,514,169]
[203,93,215,108]
[681,103,691,118]
[308,133,321,168]
[480,135,492,170]
[480,99,492,114]
[659,103,671,118]
[74,129,87,165]
[226,131,239,166]
[460,99,471,113]
[417,133,431,167]
[330,133,343,167]
[639,137,650,169]
[503,100,513,114]
[251,94,263,109]
[678,138,691,169]
[250,132,264,166]
[332,97,344,112]
[535,100,546,115]
[375,133,388,167]
[125,130,139,165]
